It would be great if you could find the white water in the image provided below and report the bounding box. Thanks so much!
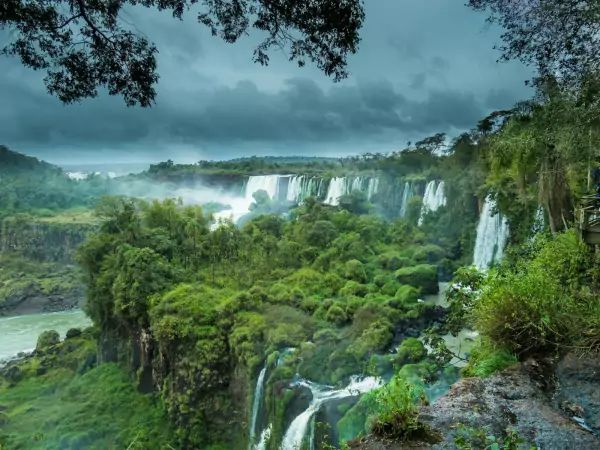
[255,424,272,450]
[0,310,91,364]
[473,196,509,270]
[213,174,286,225]
[399,181,413,217]
[324,177,346,205]
[249,366,268,450]
[418,180,446,225]
[324,176,379,206]
[281,376,382,450]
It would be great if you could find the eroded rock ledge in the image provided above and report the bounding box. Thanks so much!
[350,354,599,450]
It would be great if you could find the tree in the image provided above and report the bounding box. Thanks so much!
[1,0,364,106]
[469,0,600,86]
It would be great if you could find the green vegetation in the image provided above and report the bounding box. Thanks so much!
[474,231,599,357]
[368,376,434,442]
[0,331,173,450]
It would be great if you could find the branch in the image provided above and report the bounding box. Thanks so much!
[75,0,114,46]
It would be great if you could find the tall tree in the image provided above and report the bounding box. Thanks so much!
[1,0,364,106]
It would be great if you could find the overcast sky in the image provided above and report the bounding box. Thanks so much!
[0,0,533,165]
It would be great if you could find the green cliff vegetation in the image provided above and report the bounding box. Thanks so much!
[0,329,173,449]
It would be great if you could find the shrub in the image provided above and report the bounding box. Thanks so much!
[343,259,368,283]
[412,244,445,264]
[473,231,599,357]
[394,338,427,366]
[326,304,349,325]
[463,340,518,378]
[395,285,419,304]
[395,265,438,294]
[369,376,434,441]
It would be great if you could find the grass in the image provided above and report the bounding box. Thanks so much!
[0,336,173,450]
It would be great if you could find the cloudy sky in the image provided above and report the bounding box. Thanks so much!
[0,0,533,165]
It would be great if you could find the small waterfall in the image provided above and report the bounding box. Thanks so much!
[367,178,379,200]
[248,366,268,450]
[324,177,346,205]
[473,196,509,270]
[399,181,413,217]
[418,180,447,225]
[281,376,381,450]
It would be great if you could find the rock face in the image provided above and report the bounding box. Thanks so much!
[0,284,84,317]
[349,355,600,450]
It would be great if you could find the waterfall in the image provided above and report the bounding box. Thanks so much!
[281,376,381,450]
[254,424,272,450]
[367,178,379,200]
[324,176,379,206]
[418,180,447,225]
[248,365,268,450]
[245,175,283,202]
[473,197,509,270]
[324,177,346,205]
[399,182,413,217]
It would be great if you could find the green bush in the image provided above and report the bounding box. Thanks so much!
[463,340,518,378]
[394,285,419,304]
[394,338,427,366]
[326,304,349,325]
[395,265,438,295]
[369,376,433,441]
[474,231,599,357]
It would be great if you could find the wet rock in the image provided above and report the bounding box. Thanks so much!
[348,354,600,450]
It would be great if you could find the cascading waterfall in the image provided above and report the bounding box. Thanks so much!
[399,181,413,217]
[281,376,382,450]
[254,424,272,450]
[473,196,509,270]
[248,365,267,450]
[245,175,283,202]
[418,180,447,225]
[324,176,380,205]
[324,177,346,205]
[367,178,379,200]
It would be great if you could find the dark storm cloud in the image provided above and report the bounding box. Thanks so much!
[0,0,534,163]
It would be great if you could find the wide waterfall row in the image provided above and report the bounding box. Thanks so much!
[473,196,509,270]
[418,180,446,225]
[243,174,380,206]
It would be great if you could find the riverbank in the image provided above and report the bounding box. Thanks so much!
[0,309,91,363]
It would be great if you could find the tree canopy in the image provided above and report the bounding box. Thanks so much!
[1,0,364,106]
[469,0,600,87]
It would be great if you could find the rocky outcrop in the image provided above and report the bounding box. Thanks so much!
[0,284,84,317]
[0,217,95,263]
[349,354,600,450]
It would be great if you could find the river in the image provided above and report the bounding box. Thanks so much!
[0,310,91,363]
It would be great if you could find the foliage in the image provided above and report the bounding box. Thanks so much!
[0,334,173,450]
[469,0,600,87]
[474,231,599,356]
[462,339,518,378]
[395,264,438,295]
[1,0,364,105]
[369,375,433,442]
[453,424,534,450]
